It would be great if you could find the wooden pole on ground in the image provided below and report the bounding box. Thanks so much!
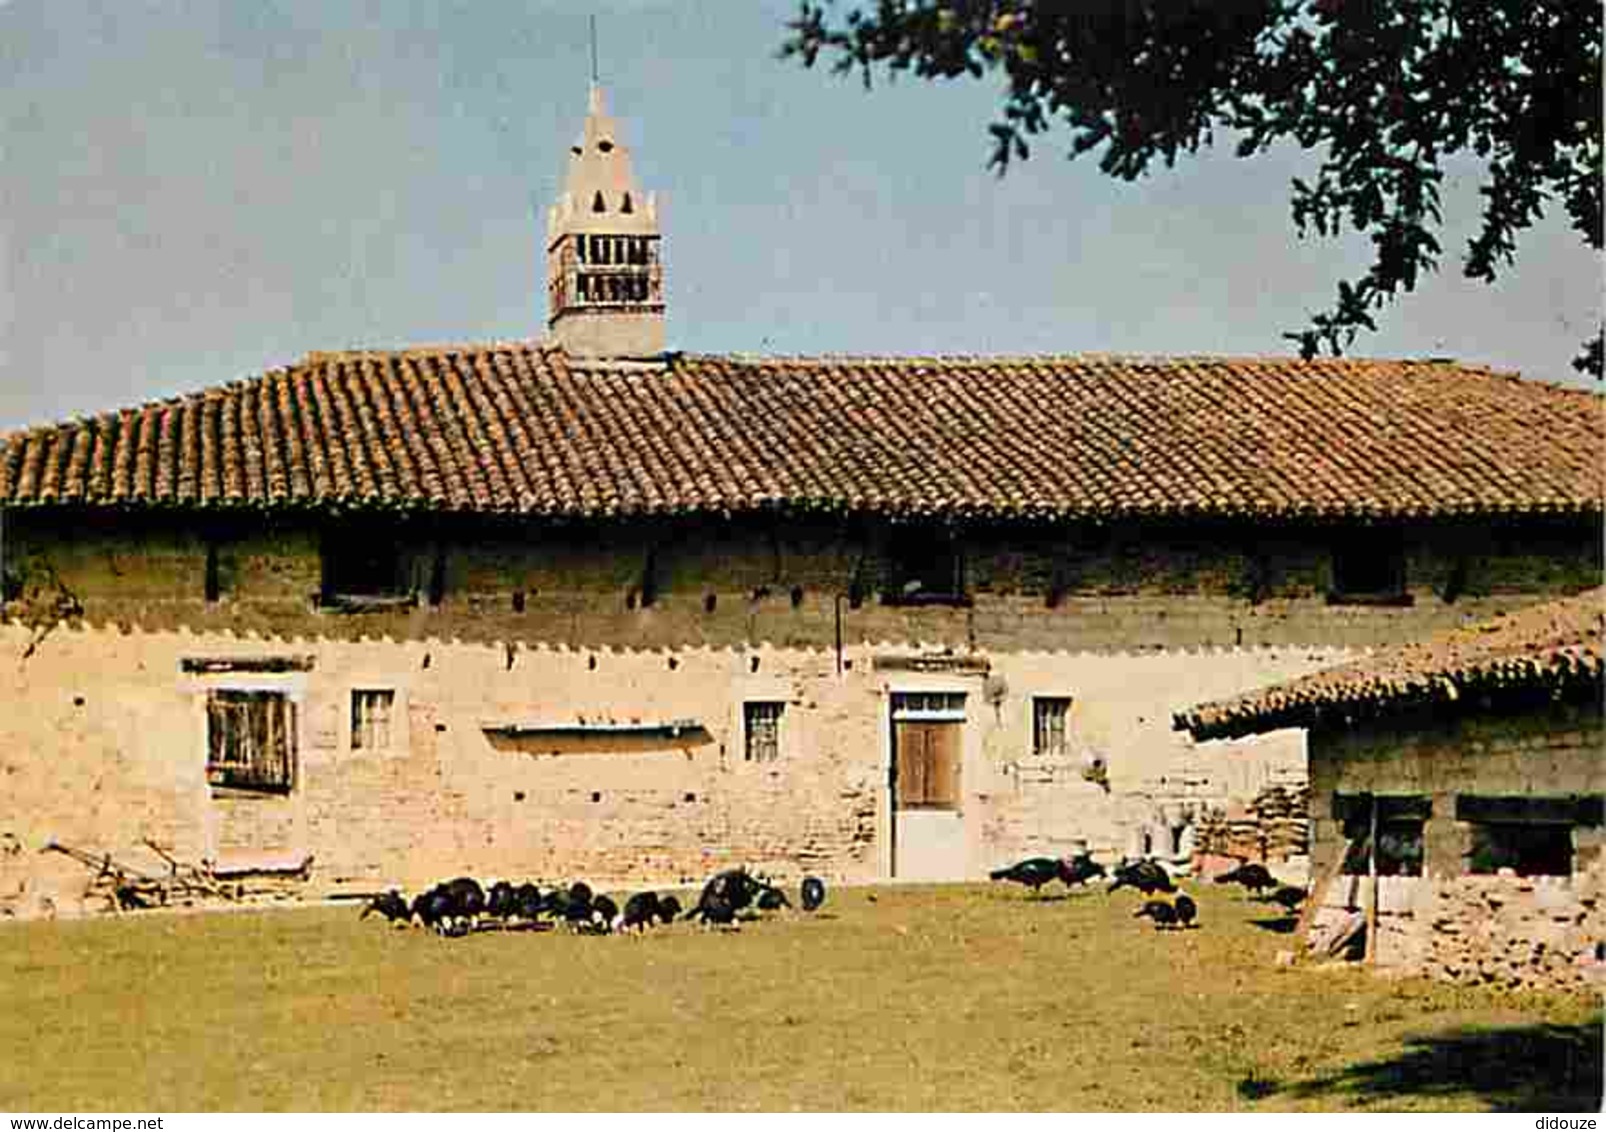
[1363,795,1380,965]
[1295,834,1352,961]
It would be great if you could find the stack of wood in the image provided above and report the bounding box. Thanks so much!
[1191,784,1311,863]
[1252,784,1310,861]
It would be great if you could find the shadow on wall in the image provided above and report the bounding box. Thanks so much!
[1278,1021,1602,1112]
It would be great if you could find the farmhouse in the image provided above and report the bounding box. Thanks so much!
[1177,589,1604,991]
[0,88,1601,912]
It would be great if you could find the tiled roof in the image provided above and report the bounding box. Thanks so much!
[1,345,1601,521]
[1176,588,1605,740]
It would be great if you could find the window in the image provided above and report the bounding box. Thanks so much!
[1457,795,1603,877]
[883,527,967,605]
[351,689,395,751]
[744,701,784,762]
[1334,794,1428,877]
[320,528,413,609]
[207,690,296,794]
[1032,696,1072,757]
[1467,823,1573,877]
[891,691,967,720]
[1329,530,1410,605]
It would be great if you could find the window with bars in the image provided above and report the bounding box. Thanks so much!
[351,689,396,752]
[206,690,296,794]
[743,701,784,763]
[1032,696,1072,757]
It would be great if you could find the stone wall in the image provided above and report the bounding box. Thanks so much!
[0,508,1596,914]
[1305,705,1605,990]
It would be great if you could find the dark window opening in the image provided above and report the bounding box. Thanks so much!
[320,528,411,609]
[883,527,967,606]
[591,190,606,213]
[1457,794,1601,877]
[1334,794,1429,877]
[207,690,296,794]
[204,541,221,603]
[621,192,633,214]
[1329,531,1410,605]
[1468,823,1573,877]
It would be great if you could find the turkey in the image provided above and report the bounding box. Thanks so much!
[619,891,662,933]
[360,889,410,924]
[1269,885,1308,913]
[1107,858,1176,895]
[588,893,619,934]
[989,852,1104,895]
[1173,893,1198,929]
[1134,899,1178,930]
[1214,861,1278,895]
[799,876,827,912]
[756,884,791,912]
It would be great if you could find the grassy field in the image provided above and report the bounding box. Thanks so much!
[0,881,1598,1112]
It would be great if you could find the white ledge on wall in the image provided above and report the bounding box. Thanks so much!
[481,718,705,739]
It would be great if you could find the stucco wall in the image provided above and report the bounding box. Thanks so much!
[0,509,1596,913]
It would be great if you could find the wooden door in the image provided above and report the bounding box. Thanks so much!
[894,721,961,810]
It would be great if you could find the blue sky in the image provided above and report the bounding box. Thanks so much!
[2,0,1599,430]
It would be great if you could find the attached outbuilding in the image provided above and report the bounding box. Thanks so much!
[1178,589,1604,990]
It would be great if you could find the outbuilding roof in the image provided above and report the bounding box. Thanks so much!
[1,345,1601,522]
[1175,588,1605,741]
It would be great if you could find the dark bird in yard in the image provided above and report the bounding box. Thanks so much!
[620,891,661,933]
[691,868,762,921]
[686,889,739,927]
[590,893,619,933]
[1173,893,1198,929]
[1134,899,1178,929]
[486,880,516,920]
[411,886,457,933]
[756,884,790,911]
[442,877,487,920]
[513,882,545,921]
[361,889,410,924]
[800,876,827,912]
[1107,859,1176,895]
[989,854,1100,895]
[560,882,595,928]
[1269,885,1308,913]
[656,894,682,924]
[1214,862,1278,895]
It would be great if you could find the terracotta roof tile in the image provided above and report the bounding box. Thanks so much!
[1176,588,1605,740]
[1,346,1601,522]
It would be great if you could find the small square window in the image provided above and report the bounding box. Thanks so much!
[883,527,967,606]
[1329,530,1410,605]
[743,701,784,763]
[207,690,296,794]
[1333,794,1429,877]
[320,527,412,608]
[351,689,396,751]
[1032,696,1072,757]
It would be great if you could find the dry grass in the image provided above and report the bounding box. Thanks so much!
[0,881,1598,1111]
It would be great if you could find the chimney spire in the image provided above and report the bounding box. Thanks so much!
[544,84,665,357]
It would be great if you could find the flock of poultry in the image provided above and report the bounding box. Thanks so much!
[988,853,1309,931]
[360,854,1306,939]
[360,867,828,936]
